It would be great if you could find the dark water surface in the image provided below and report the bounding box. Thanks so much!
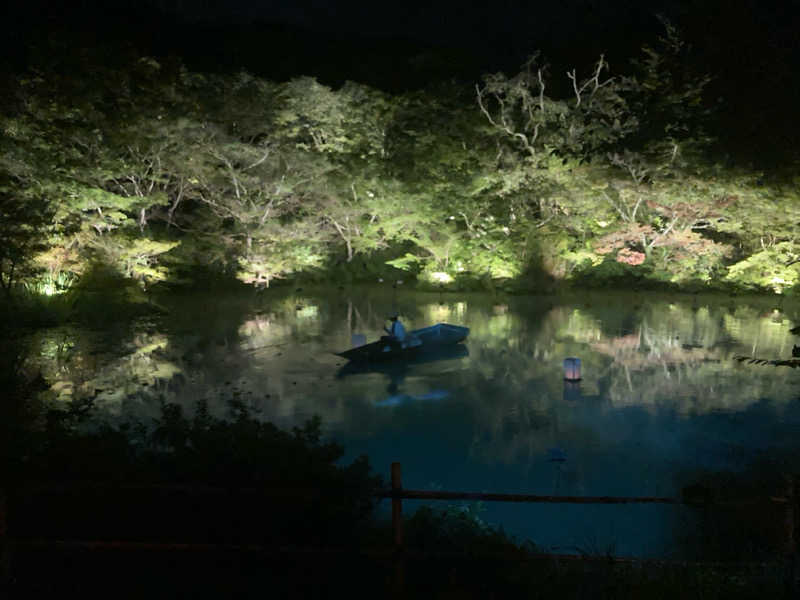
[29,287,800,557]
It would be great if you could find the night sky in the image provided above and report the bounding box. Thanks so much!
[2,0,800,160]
[6,0,799,78]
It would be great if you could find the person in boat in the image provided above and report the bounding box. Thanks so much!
[382,313,407,351]
[380,314,423,353]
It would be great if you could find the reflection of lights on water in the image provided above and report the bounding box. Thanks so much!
[490,313,510,330]
[565,308,602,342]
[36,332,178,403]
[428,304,451,321]
[493,304,508,315]
[296,304,318,319]
[239,316,271,336]
[238,315,297,351]
[426,301,467,322]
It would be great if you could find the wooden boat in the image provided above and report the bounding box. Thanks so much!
[336,323,469,362]
[336,343,469,378]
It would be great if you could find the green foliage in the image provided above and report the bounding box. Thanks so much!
[236,239,326,287]
[476,53,637,163]
[0,191,52,294]
[570,254,650,288]
[627,16,714,156]
[91,236,179,283]
[1,25,798,296]
[725,242,800,294]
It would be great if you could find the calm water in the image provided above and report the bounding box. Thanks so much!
[29,287,800,557]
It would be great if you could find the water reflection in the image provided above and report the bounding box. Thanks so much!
[336,343,469,407]
[25,288,800,557]
[30,325,181,416]
[375,389,451,408]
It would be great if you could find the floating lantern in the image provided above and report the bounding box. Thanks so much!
[563,357,581,381]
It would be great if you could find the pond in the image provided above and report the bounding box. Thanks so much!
[27,286,800,558]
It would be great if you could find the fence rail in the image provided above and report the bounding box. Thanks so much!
[378,489,680,504]
[1,462,797,592]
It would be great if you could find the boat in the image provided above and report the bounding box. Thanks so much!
[336,323,469,363]
[336,343,469,378]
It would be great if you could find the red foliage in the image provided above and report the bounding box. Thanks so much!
[594,224,653,254]
[616,247,646,265]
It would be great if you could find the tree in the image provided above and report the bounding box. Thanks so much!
[476,53,637,164]
[624,16,714,168]
[0,191,50,295]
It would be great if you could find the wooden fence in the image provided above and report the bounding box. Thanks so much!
[378,463,797,593]
[1,462,797,592]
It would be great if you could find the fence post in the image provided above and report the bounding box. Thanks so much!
[1,488,9,587]
[785,475,797,595]
[392,463,403,548]
[391,462,404,596]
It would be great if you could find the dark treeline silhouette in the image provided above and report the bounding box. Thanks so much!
[3,0,800,167]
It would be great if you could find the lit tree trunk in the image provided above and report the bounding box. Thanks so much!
[331,218,354,262]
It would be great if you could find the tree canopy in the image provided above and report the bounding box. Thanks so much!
[2,23,799,297]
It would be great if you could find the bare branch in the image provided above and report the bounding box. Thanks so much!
[245,146,272,171]
[476,83,536,157]
[608,152,649,185]
[259,197,277,226]
[538,69,545,112]
[535,214,555,229]
[167,180,185,229]
[567,55,613,108]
